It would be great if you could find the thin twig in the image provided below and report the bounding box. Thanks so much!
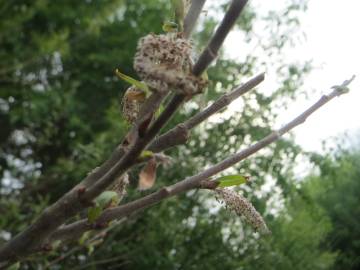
[192,0,248,76]
[184,0,207,38]
[51,81,353,240]
[46,219,126,269]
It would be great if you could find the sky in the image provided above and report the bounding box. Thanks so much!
[223,0,360,152]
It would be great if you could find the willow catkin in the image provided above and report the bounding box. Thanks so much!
[215,188,271,235]
[121,86,146,123]
[133,33,207,95]
[110,173,129,202]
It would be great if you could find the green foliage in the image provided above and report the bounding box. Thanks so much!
[2,1,349,269]
[308,149,360,269]
[247,187,336,270]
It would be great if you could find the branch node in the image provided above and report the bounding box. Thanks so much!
[222,94,232,106]
[320,94,330,102]
[177,123,190,141]
[160,187,171,196]
[199,179,219,190]
[273,130,281,139]
[207,46,218,59]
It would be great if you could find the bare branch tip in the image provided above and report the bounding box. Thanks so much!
[331,75,356,96]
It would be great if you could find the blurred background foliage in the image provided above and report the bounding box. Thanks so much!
[0,0,358,269]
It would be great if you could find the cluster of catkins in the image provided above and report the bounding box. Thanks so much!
[215,188,270,235]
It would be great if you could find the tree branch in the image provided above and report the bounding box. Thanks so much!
[148,72,265,152]
[184,0,207,38]
[51,79,354,241]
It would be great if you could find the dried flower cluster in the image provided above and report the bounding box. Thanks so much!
[215,188,270,235]
[121,86,146,123]
[134,33,207,95]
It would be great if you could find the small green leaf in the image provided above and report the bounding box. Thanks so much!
[95,191,119,209]
[87,205,102,223]
[162,21,178,33]
[115,69,149,93]
[140,150,154,159]
[217,175,249,188]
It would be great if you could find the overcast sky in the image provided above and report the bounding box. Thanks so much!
[222,0,360,152]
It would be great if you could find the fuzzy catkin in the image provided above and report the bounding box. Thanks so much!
[134,33,207,95]
[110,173,129,202]
[121,86,146,123]
[215,188,270,235]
